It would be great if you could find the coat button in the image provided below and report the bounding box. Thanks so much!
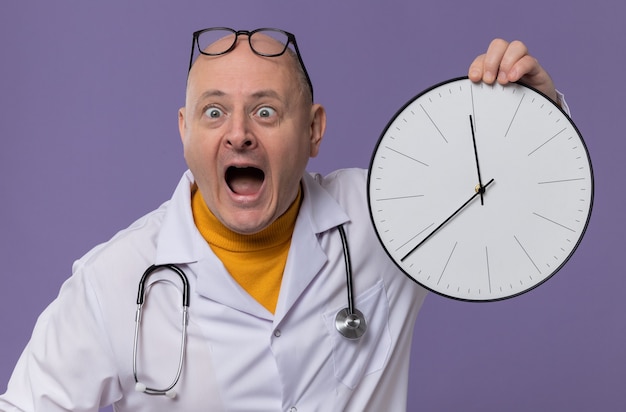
[274,329,282,337]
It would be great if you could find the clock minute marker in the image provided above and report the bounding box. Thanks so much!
[514,235,541,274]
[384,146,429,167]
[395,223,435,253]
[537,177,586,184]
[437,242,458,285]
[532,212,576,232]
[504,93,525,137]
[419,104,448,143]
[375,194,424,202]
[527,127,567,156]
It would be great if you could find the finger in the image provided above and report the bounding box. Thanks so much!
[513,55,557,102]
[506,54,541,82]
[468,54,486,82]
[468,38,512,84]
[481,38,510,84]
[468,38,557,103]
[497,40,530,83]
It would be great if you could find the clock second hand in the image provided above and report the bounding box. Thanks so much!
[400,178,495,262]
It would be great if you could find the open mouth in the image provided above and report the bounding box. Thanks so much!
[225,166,265,196]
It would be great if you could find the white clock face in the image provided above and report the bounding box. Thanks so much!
[368,77,593,301]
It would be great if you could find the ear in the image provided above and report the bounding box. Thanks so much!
[308,103,326,158]
[178,107,187,143]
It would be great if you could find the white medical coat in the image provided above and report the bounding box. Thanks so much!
[0,169,428,412]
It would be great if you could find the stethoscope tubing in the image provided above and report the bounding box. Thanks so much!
[133,264,190,398]
[337,225,355,315]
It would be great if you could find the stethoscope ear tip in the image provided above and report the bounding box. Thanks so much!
[165,389,177,399]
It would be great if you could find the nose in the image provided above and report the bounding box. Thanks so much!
[225,112,257,150]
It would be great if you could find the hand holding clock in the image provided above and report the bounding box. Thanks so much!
[468,38,558,104]
[367,38,593,301]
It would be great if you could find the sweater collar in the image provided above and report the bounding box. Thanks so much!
[191,186,302,253]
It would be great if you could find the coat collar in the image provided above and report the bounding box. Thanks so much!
[154,171,350,320]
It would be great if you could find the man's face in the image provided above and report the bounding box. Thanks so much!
[179,36,325,234]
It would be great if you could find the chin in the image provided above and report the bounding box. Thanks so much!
[223,214,273,235]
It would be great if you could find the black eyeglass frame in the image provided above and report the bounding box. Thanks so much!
[187,27,314,101]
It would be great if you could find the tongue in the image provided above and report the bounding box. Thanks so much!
[227,167,264,195]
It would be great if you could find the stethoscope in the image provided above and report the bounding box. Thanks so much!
[132,224,367,398]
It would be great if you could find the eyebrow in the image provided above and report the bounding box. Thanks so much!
[198,89,283,100]
[251,89,293,110]
[196,88,290,109]
[197,89,226,101]
[250,89,282,101]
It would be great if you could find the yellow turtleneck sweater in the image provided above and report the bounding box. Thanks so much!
[191,188,301,314]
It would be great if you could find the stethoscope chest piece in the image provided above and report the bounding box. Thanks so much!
[335,307,367,340]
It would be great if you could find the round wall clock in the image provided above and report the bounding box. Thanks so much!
[367,77,593,301]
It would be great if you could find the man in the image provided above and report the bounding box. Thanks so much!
[0,29,561,411]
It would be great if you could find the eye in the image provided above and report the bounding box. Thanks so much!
[256,106,276,118]
[204,107,224,119]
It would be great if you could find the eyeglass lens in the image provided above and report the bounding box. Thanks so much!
[196,28,290,57]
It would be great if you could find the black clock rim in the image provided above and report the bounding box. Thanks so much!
[366,76,595,302]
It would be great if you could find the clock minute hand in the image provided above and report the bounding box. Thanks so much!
[400,178,495,262]
[470,114,486,205]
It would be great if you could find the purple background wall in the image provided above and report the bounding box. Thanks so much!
[1,1,623,411]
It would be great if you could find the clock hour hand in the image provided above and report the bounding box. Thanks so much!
[469,114,486,205]
[400,178,495,262]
